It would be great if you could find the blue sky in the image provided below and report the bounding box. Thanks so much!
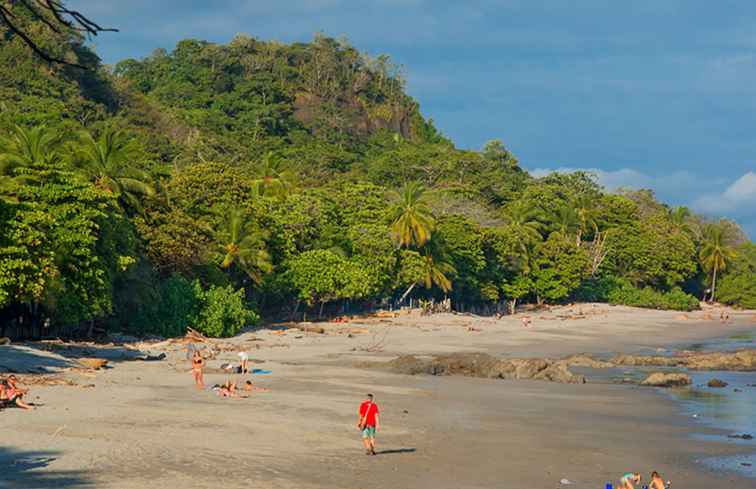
[70,0,756,237]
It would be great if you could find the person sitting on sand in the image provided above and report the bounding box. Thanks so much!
[0,375,33,410]
[521,316,532,328]
[191,351,205,389]
[619,472,641,489]
[243,379,269,393]
[649,471,666,489]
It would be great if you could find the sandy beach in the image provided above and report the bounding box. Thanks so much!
[2,304,755,488]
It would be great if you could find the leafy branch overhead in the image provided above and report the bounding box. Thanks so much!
[0,0,116,68]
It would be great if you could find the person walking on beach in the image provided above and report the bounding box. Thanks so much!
[191,350,205,389]
[357,393,380,455]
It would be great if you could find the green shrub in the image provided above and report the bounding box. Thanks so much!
[607,283,699,311]
[157,275,200,337]
[191,282,258,338]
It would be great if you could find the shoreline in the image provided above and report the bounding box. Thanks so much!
[1,304,754,488]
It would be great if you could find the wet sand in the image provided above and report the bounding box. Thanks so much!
[1,304,754,488]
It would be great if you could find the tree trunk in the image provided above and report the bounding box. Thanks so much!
[711,265,718,303]
[576,229,582,248]
[87,319,95,339]
[508,298,517,315]
[399,282,416,304]
[319,300,325,319]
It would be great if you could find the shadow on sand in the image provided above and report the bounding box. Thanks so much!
[0,342,152,374]
[0,447,94,488]
[376,448,417,455]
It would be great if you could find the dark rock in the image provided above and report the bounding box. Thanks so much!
[727,434,753,440]
[0,337,10,345]
[707,378,728,388]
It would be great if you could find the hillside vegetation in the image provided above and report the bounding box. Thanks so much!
[1,12,753,339]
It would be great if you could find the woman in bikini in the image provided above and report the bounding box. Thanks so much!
[191,351,205,389]
[1,375,33,410]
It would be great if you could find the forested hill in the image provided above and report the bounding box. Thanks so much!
[1,14,754,339]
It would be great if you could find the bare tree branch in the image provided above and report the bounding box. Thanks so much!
[0,0,117,69]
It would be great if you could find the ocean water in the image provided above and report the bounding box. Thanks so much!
[661,331,756,479]
[667,371,756,479]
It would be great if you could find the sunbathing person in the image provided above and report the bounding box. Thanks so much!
[0,375,33,410]
[242,380,269,393]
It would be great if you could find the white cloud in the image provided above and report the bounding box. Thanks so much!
[527,166,699,195]
[693,171,756,214]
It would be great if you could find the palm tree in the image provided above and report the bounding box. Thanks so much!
[503,201,543,250]
[251,151,294,198]
[398,243,456,303]
[389,181,435,249]
[551,205,579,239]
[73,128,154,212]
[572,194,598,247]
[218,210,272,284]
[0,125,60,200]
[669,206,693,234]
[699,222,737,302]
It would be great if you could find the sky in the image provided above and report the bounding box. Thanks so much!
[69,0,756,237]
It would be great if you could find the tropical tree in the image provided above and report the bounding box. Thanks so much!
[699,221,738,302]
[389,181,435,248]
[572,194,598,247]
[502,201,543,259]
[0,125,60,199]
[397,242,456,303]
[217,210,272,284]
[73,128,155,212]
[251,151,295,198]
[551,205,580,239]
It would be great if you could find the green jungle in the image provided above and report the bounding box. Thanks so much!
[1,10,754,339]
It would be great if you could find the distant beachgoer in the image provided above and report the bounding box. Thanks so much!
[0,375,33,410]
[619,472,641,489]
[358,393,380,455]
[238,351,249,374]
[191,351,205,389]
[649,471,666,489]
[521,316,532,328]
[243,380,269,392]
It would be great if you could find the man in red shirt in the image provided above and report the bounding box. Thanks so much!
[357,393,380,455]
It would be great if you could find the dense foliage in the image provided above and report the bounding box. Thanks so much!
[0,13,753,338]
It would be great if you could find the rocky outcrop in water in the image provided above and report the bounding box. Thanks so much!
[640,372,692,387]
[611,350,756,371]
[707,378,728,388]
[386,353,585,384]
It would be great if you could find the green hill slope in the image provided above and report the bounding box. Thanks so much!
[0,18,752,339]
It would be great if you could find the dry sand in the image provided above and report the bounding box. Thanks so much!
[1,304,755,488]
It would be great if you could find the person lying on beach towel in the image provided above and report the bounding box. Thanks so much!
[0,375,33,410]
[619,472,641,489]
[242,380,269,393]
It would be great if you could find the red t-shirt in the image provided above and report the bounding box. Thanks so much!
[359,401,379,426]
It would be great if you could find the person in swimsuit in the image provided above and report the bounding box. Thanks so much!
[619,472,641,489]
[191,351,205,389]
[649,471,666,489]
[243,379,269,392]
[237,351,249,374]
[0,375,33,410]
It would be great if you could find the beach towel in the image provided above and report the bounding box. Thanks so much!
[251,369,272,375]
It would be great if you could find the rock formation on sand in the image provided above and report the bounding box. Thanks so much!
[386,353,586,384]
[640,372,692,387]
[611,350,756,371]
